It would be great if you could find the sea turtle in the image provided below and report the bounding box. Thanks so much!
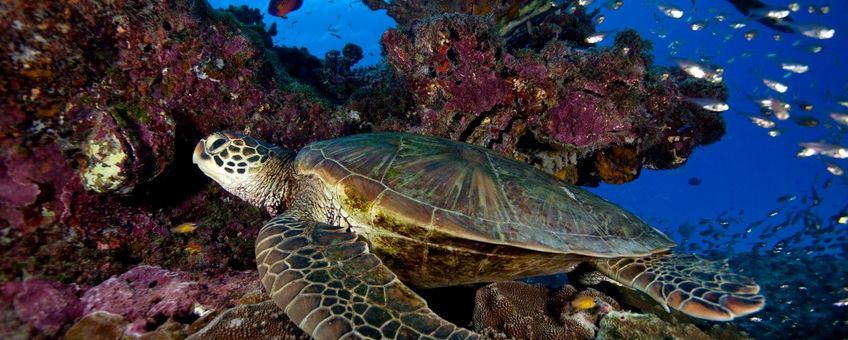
[192,131,765,339]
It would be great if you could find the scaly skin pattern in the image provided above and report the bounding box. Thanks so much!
[592,253,765,321]
[255,213,480,340]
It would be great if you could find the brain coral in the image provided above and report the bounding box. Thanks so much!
[472,281,620,339]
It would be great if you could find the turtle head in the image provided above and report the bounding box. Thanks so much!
[193,131,294,213]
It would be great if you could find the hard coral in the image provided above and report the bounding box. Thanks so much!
[598,311,715,340]
[64,311,129,340]
[0,0,356,286]
[472,281,620,340]
[381,12,726,185]
[595,146,641,184]
[80,265,258,337]
[0,280,84,338]
[362,0,554,35]
[0,142,72,233]
[188,300,308,339]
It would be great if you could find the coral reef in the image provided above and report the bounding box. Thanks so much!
[597,311,715,340]
[0,280,83,338]
[0,0,356,285]
[187,300,308,339]
[79,265,257,336]
[472,281,619,339]
[378,12,726,185]
[0,0,731,337]
[362,0,555,36]
[1,265,259,338]
[64,311,128,340]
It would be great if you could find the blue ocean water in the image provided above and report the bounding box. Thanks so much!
[210,0,847,336]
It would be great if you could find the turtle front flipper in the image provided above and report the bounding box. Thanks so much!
[256,213,480,339]
[591,253,765,321]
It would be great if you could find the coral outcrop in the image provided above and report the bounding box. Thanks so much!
[0,0,351,285]
[1,265,259,338]
[187,300,308,339]
[598,311,715,340]
[472,281,619,339]
[0,280,83,338]
[64,311,129,340]
[376,11,726,185]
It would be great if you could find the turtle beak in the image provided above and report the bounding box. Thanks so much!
[192,138,210,165]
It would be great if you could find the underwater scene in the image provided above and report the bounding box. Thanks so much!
[1,0,846,339]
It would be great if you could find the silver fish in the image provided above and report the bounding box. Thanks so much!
[797,142,848,159]
[658,4,684,18]
[672,58,723,83]
[685,97,729,112]
[763,78,788,93]
[830,113,848,126]
[780,62,809,74]
[585,31,612,44]
[788,22,835,39]
[749,116,776,128]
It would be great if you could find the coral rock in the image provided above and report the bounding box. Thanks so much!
[598,311,713,340]
[187,300,308,339]
[64,311,128,340]
[73,107,176,195]
[0,280,83,338]
[472,281,620,340]
[362,0,554,35]
[80,265,202,335]
[381,12,727,185]
[595,146,642,184]
[80,265,258,336]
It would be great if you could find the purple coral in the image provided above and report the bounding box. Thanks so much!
[80,265,258,336]
[0,143,73,233]
[380,12,726,185]
[0,280,84,337]
[545,91,633,146]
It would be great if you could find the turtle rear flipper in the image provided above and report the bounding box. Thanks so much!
[256,213,480,339]
[592,253,765,321]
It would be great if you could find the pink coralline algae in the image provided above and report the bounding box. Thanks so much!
[379,12,726,185]
[80,265,202,335]
[0,143,74,233]
[0,280,84,337]
[0,0,352,284]
[362,0,555,33]
[0,266,260,338]
[80,265,258,336]
[545,91,633,146]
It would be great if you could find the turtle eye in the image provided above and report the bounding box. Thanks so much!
[206,134,229,154]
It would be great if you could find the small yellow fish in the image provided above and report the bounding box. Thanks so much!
[571,296,597,310]
[171,222,199,234]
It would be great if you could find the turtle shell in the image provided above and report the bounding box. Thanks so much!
[295,132,674,257]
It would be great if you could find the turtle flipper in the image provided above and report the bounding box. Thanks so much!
[256,213,480,340]
[592,253,765,321]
